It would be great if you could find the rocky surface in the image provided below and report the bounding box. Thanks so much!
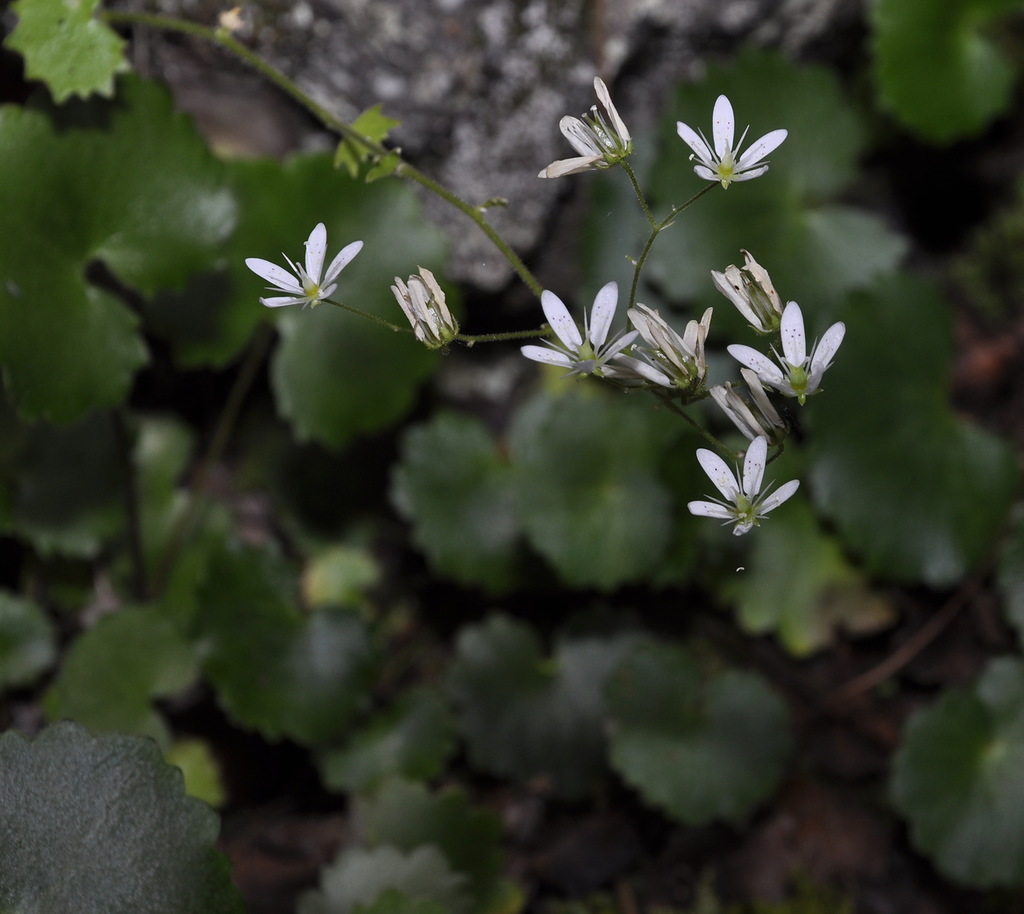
[123,0,864,289]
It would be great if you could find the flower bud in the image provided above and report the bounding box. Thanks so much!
[391,267,459,349]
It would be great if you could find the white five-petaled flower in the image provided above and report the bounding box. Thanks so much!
[687,435,799,536]
[711,250,784,333]
[618,304,712,391]
[245,222,363,309]
[392,267,459,349]
[521,281,638,378]
[676,95,787,189]
[728,301,845,406]
[539,77,632,178]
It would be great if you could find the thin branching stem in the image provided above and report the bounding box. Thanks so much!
[102,10,544,299]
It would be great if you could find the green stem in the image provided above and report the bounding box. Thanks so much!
[621,161,656,229]
[102,10,543,299]
[627,182,717,309]
[456,326,551,345]
[323,298,409,333]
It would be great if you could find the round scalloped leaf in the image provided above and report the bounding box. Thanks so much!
[0,410,125,557]
[509,392,674,589]
[446,614,639,798]
[0,591,55,690]
[0,721,243,913]
[610,49,904,317]
[0,77,234,421]
[195,544,376,744]
[6,0,128,101]
[391,412,522,592]
[720,489,895,656]
[871,0,1021,143]
[44,606,197,745]
[317,688,455,793]
[807,274,1017,586]
[891,657,1024,887]
[358,779,504,913]
[607,642,792,825]
[299,846,467,914]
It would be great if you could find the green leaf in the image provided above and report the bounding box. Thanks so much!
[808,274,1017,585]
[335,105,401,176]
[318,688,455,793]
[891,657,1024,887]
[358,779,504,913]
[509,392,675,589]
[196,544,377,744]
[6,0,128,101]
[0,410,124,557]
[602,49,906,318]
[165,739,227,808]
[607,642,792,825]
[0,77,235,421]
[300,847,466,914]
[722,491,896,656]
[446,615,640,799]
[302,544,382,608]
[0,721,243,913]
[44,606,198,745]
[391,412,522,592]
[0,591,56,690]
[871,0,1021,143]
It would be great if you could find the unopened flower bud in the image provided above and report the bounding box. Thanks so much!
[392,267,459,349]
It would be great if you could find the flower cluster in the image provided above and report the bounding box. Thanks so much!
[245,90,844,538]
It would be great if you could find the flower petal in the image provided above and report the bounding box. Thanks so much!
[594,77,630,144]
[696,448,739,501]
[540,290,584,350]
[245,258,303,293]
[521,344,572,367]
[676,120,713,163]
[779,302,807,366]
[727,344,786,387]
[741,435,768,499]
[539,156,603,178]
[735,128,788,170]
[323,239,364,285]
[260,295,303,308]
[711,95,735,158]
[810,321,846,378]
[729,165,770,183]
[588,281,618,348]
[759,478,800,513]
[304,223,328,283]
[688,500,735,520]
[559,116,603,158]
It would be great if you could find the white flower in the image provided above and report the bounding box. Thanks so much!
[539,77,632,178]
[621,304,712,391]
[687,436,799,536]
[728,301,845,406]
[676,95,787,189]
[521,281,638,377]
[711,250,784,333]
[392,267,459,349]
[245,223,363,308]
[710,368,786,443]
